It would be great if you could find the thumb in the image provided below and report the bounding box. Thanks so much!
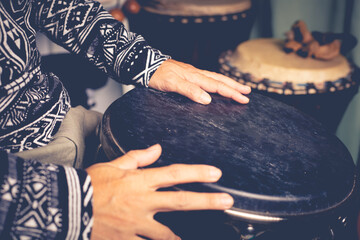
[109,144,162,170]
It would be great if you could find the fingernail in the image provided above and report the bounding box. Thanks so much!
[200,92,211,104]
[221,194,234,208]
[242,96,249,104]
[147,144,160,151]
[210,167,222,179]
[236,95,249,104]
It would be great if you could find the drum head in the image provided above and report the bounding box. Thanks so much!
[102,88,356,219]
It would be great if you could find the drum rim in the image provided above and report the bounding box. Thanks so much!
[218,50,358,95]
[140,7,253,24]
[224,172,357,222]
[100,112,126,160]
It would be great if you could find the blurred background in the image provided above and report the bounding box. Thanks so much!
[251,0,360,166]
[36,0,360,164]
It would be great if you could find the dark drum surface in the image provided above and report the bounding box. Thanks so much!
[104,88,356,218]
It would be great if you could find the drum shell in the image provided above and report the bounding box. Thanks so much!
[127,8,255,71]
[252,86,358,133]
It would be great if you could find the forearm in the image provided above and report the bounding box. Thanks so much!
[34,0,169,87]
[85,21,170,86]
[0,151,93,239]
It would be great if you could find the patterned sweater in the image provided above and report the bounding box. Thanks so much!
[0,151,93,239]
[0,0,169,238]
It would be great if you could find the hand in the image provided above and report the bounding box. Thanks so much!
[149,59,251,105]
[86,144,234,240]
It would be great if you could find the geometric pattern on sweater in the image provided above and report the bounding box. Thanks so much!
[35,0,109,54]
[0,0,172,238]
[86,22,170,87]
[10,161,62,239]
[63,167,93,240]
[0,75,70,153]
[0,0,169,153]
[132,48,170,87]
[0,0,33,85]
[0,152,93,240]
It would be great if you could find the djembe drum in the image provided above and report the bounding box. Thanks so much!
[219,38,359,133]
[100,88,358,240]
[126,0,255,71]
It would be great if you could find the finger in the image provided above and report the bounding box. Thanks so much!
[110,144,162,170]
[92,232,144,240]
[189,73,249,104]
[151,191,234,211]
[136,221,180,240]
[144,164,222,189]
[173,78,212,104]
[175,60,251,94]
[134,237,146,240]
[199,70,252,94]
[174,60,251,95]
[91,225,142,240]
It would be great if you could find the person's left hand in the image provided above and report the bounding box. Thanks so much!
[149,59,251,105]
[87,144,233,240]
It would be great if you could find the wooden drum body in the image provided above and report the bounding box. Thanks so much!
[100,88,358,239]
[127,1,255,71]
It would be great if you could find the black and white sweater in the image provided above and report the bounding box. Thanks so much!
[0,0,169,238]
[0,151,93,239]
[0,0,169,153]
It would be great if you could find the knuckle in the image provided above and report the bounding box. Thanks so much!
[175,191,189,209]
[193,72,208,82]
[201,69,211,75]
[166,78,178,90]
[216,81,227,89]
[173,80,187,93]
[157,227,174,240]
[186,85,203,99]
[193,72,203,78]
[168,164,183,180]
[207,194,219,207]
[198,166,210,180]
[181,61,194,69]
[185,83,196,95]
[126,150,138,159]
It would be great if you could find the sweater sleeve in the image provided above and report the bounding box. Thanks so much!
[0,151,93,239]
[33,0,170,87]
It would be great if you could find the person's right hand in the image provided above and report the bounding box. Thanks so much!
[86,144,234,240]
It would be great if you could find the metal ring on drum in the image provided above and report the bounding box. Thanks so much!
[100,88,358,240]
